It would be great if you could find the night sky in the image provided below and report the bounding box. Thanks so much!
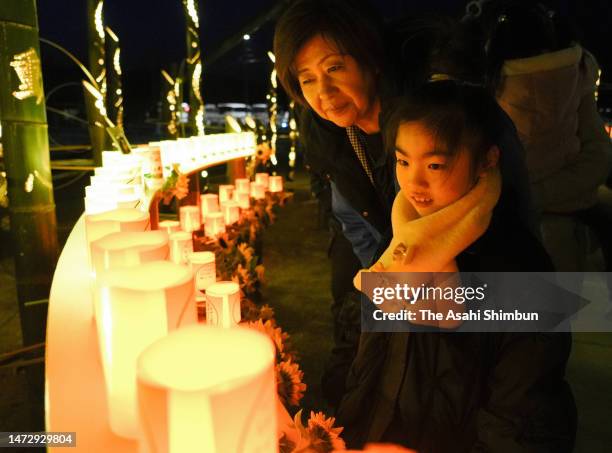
[36,0,612,132]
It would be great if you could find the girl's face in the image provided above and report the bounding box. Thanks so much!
[294,34,380,132]
[395,122,478,217]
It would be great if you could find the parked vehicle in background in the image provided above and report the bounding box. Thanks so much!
[251,103,269,125]
[204,104,224,127]
[217,103,249,122]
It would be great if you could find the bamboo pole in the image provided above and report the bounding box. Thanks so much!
[0,0,59,426]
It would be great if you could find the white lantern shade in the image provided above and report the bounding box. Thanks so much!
[85,208,150,270]
[235,191,250,210]
[255,173,269,190]
[234,178,250,194]
[250,183,265,200]
[221,201,240,225]
[158,220,180,235]
[179,206,201,233]
[218,185,234,204]
[169,231,193,265]
[268,176,283,193]
[200,194,220,217]
[136,325,278,453]
[205,281,241,328]
[189,251,216,292]
[97,261,196,439]
[204,212,225,237]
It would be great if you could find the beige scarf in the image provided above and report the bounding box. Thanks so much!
[354,168,502,290]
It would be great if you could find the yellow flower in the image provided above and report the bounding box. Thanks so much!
[306,411,346,452]
[277,360,307,407]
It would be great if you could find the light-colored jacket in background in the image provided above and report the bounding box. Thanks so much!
[496,45,612,213]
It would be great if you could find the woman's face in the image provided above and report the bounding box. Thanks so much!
[294,34,379,131]
[395,122,477,217]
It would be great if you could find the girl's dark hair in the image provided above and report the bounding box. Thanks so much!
[273,0,384,106]
[483,1,577,92]
[383,81,503,174]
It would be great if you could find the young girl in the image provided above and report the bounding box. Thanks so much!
[338,81,576,452]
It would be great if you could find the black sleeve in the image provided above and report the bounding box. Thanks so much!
[472,333,576,452]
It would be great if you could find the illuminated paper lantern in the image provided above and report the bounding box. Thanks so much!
[200,194,220,217]
[221,201,240,225]
[204,212,225,237]
[85,209,150,270]
[250,183,265,200]
[188,251,216,292]
[90,230,170,340]
[158,220,180,235]
[134,145,164,191]
[235,178,250,194]
[268,176,283,193]
[205,281,241,328]
[179,206,201,233]
[136,325,278,453]
[97,261,196,439]
[255,173,269,190]
[218,184,234,204]
[235,191,250,210]
[169,231,193,265]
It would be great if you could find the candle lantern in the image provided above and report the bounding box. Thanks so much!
[235,191,250,210]
[204,212,226,237]
[200,194,220,217]
[136,325,278,453]
[188,251,216,293]
[250,183,265,200]
[158,220,180,235]
[90,230,169,342]
[255,173,269,190]
[218,185,234,204]
[97,261,196,439]
[221,201,240,225]
[234,178,250,194]
[268,175,283,193]
[179,205,201,233]
[169,231,193,265]
[205,281,241,328]
[85,209,150,271]
[134,145,164,191]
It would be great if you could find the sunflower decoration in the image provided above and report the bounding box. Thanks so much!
[276,360,307,408]
[255,142,273,165]
[160,163,189,205]
[285,410,346,453]
[245,319,297,363]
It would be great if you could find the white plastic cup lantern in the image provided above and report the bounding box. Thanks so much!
[179,205,201,233]
[222,201,240,225]
[136,325,278,453]
[205,281,241,328]
[97,261,196,439]
[158,220,180,235]
[235,191,250,210]
[188,251,216,292]
[234,178,250,194]
[200,194,220,217]
[255,173,269,190]
[268,175,283,193]
[250,183,265,200]
[218,185,234,204]
[204,212,226,238]
[169,231,193,265]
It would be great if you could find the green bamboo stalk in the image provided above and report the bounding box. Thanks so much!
[182,0,205,136]
[105,26,123,128]
[0,0,58,346]
[86,0,110,164]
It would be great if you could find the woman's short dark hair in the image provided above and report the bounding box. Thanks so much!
[273,0,384,105]
[383,81,503,174]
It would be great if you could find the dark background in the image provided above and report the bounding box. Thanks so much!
[37,0,612,134]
